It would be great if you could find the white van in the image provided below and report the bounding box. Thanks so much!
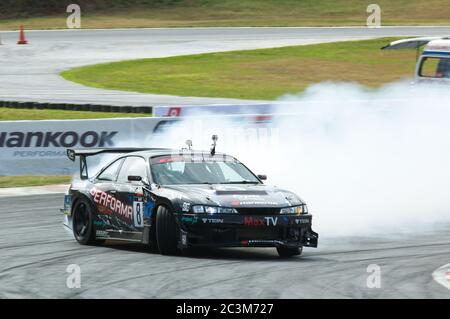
[383,37,450,84]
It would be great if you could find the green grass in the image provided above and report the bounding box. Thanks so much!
[0,175,71,188]
[61,37,418,100]
[1,0,449,30]
[0,108,151,121]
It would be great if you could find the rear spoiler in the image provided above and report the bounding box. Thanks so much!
[67,148,170,180]
[381,36,449,61]
[381,37,444,50]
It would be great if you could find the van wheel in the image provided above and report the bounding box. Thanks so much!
[156,206,179,255]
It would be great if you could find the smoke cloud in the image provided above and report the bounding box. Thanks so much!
[146,82,450,237]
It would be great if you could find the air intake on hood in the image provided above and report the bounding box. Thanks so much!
[215,190,268,195]
[237,208,281,215]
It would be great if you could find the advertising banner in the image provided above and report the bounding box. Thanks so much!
[153,104,274,117]
[0,117,166,176]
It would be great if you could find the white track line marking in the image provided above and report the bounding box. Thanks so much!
[0,184,69,197]
[3,26,450,33]
[432,264,450,290]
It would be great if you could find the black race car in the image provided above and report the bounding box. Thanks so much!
[61,138,318,258]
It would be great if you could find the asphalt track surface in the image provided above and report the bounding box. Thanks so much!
[1,194,449,298]
[2,26,450,106]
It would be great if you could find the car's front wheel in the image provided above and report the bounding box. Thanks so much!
[72,199,96,245]
[277,246,302,258]
[156,206,179,255]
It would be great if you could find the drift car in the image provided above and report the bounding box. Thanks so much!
[61,138,318,258]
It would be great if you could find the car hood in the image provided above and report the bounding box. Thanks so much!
[161,184,304,208]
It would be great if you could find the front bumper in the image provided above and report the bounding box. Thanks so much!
[178,213,318,249]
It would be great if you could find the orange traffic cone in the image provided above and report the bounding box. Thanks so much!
[17,25,28,45]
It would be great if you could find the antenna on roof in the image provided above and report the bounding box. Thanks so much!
[210,135,218,156]
[185,140,193,150]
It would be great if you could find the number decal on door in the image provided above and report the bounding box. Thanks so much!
[133,201,144,227]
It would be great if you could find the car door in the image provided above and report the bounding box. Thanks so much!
[116,156,149,232]
[91,158,125,230]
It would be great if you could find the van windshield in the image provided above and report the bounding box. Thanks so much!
[150,156,260,185]
[420,57,450,78]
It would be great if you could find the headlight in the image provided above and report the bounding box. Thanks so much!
[191,205,238,214]
[192,205,205,213]
[280,205,307,215]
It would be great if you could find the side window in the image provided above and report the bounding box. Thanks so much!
[419,57,450,78]
[118,157,148,183]
[420,57,440,77]
[97,159,124,182]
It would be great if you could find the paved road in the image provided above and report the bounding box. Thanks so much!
[2,26,450,106]
[0,194,448,298]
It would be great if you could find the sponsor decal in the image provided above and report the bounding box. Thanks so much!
[181,215,198,224]
[96,230,108,237]
[90,187,132,221]
[232,194,262,199]
[244,216,265,227]
[167,107,182,117]
[93,220,107,226]
[236,201,279,206]
[201,218,224,224]
[295,219,309,225]
[244,216,278,226]
[12,150,67,158]
[265,217,278,226]
[0,131,118,148]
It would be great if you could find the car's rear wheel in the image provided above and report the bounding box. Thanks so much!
[156,206,179,255]
[277,246,302,258]
[72,199,96,245]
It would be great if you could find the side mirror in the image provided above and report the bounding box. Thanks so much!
[128,175,143,182]
[257,174,267,181]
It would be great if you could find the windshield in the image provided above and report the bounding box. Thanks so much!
[150,156,260,185]
[420,57,450,78]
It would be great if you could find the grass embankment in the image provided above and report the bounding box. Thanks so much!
[0,107,151,121]
[62,37,417,100]
[0,0,449,30]
[0,176,71,188]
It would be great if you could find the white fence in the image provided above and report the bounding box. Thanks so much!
[153,103,274,117]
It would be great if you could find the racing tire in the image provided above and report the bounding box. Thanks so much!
[277,246,302,258]
[156,206,179,255]
[72,199,96,245]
